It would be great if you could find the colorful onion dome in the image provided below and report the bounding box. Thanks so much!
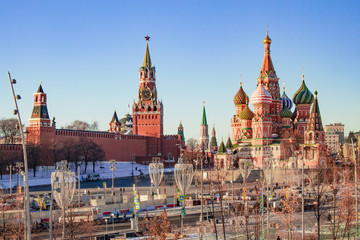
[291,107,298,121]
[280,106,293,119]
[263,31,272,44]
[292,76,314,105]
[250,83,272,105]
[233,82,249,105]
[238,104,255,120]
[281,88,293,110]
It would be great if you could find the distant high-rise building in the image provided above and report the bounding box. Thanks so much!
[324,123,344,154]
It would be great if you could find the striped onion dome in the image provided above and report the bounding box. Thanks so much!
[280,106,293,119]
[233,83,249,105]
[250,84,272,105]
[292,76,314,105]
[238,104,255,120]
[281,90,293,110]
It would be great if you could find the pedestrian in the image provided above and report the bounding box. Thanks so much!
[277,236,281,240]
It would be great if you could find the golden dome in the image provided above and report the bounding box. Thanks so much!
[263,31,272,44]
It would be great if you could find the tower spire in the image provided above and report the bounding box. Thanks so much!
[143,35,152,67]
[201,102,207,125]
[260,31,276,78]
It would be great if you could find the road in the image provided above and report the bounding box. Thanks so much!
[31,210,202,239]
[29,174,160,192]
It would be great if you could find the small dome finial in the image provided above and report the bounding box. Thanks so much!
[263,26,272,44]
[203,101,205,105]
[302,67,305,81]
[240,74,242,86]
[283,81,285,92]
[314,89,318,96]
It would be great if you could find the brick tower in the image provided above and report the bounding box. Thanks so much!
[109,110,121,133]
[26,84,55,144]
[303,90,327,167]
[199,103,209,150]
[257,32,282,134]
[132,36,163,138]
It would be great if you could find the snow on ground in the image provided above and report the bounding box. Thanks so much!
[0,161,174,189]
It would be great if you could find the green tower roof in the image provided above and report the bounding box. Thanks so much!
[226,136,233,150]
[218,140,226,154]
[201,105,207,125]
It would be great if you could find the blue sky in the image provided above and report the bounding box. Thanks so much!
[0,1,359,141]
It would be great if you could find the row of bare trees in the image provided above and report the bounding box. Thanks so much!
[0,137,105,179]
[49,137,105,174]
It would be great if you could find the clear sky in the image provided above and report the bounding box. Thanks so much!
[0,1,359,142]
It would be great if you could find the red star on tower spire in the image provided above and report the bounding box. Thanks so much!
[145,35,150,41]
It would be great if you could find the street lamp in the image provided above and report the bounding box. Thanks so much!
[149,157,164,195]
[174,163,193,232]
[52,160,76,239]
[8,72,31,240]
[6,163,15,196]
[351,138,358,236]
[109,160,117,196]
[130,154,135,178]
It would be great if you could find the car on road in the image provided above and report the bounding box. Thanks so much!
[86,173,101,181]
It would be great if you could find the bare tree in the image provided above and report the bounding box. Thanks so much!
[275,189,300,239]
[61,140,81,170]
[0,118,21,144]
[0,151,8,180]
[88,141,105,173]
[47,139,64,163]
[141,209,176,240]
[52,207,95,239]
[27,143,42,177]
[307,165,330,239]
[186,138,197,152]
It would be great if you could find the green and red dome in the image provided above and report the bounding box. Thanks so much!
[293,77,314,105]
[233,83,249,105]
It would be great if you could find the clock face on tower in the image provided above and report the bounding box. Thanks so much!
[141,89,152,100]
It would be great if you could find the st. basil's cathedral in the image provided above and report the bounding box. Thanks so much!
[200,32,327,169]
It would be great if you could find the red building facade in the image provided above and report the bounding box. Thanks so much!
[25,37,182,165]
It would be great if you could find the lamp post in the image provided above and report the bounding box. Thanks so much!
[109,160,117,197]
[149,157,164,195]
[8,72,31,240]
[174,163,193,232]
[352,138,358,236]
[15,161,24,193]
[130,154,135,178]
[200,152,205,222]
[229,155,236,203]
[6,164,15,196]
[52,160,76,239]
[300,152,304,240]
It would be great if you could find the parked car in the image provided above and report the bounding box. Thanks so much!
[86,173,100,181]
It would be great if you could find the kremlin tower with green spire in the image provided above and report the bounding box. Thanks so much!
[199,103,209,150]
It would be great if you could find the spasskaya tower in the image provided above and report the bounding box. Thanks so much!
[132,36,163,138]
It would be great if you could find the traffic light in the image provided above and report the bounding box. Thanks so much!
[181,207,185,215]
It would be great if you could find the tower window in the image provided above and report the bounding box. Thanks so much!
[35,96,38,102]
